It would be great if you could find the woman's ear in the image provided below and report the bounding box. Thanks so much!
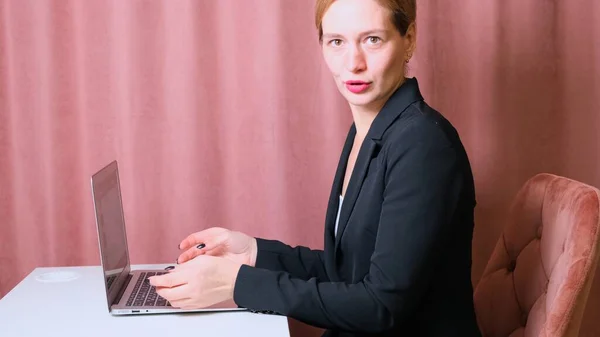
[405,22,417,60]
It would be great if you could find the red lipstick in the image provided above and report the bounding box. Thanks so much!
[345,80,371,94]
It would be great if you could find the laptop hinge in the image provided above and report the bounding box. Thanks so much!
[113,273,133,306]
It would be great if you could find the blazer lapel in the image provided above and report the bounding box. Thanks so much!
[324,125,355,279]
[334,137,377,252]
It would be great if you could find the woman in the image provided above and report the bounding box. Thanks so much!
[149,0,482,336]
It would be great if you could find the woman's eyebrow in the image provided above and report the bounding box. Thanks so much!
[322,29,388,40]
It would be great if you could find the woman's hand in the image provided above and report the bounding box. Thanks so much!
[148,255,242,309]
[176,227,258,267]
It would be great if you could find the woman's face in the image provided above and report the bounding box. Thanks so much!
[321,0,414,112]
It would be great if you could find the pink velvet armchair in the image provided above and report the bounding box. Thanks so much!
[474,173,600,337]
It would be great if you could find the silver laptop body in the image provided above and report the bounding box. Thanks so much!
[91,160,245,315]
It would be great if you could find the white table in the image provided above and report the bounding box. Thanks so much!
[0,264,290,337]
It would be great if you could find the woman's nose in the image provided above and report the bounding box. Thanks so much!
[345,45,367,73]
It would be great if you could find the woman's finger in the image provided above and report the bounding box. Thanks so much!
[177,245,204,264]
[178,227,226,250]
[177,236,227,263]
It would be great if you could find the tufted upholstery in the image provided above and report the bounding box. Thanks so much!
[474,173,600,337]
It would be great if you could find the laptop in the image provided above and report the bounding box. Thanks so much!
[91,160,245,315]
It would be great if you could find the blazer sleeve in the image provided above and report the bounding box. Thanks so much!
[253,238,330,282]
[232,122,464,334]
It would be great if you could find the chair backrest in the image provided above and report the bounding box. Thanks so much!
[474,173,600,337]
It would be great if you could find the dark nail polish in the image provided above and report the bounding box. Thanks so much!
[196,243,205,249]
[164,266,175,271]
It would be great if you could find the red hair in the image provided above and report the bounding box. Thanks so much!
[315,0,416,41]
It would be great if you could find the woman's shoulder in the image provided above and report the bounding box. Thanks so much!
[382,100,463,153]
[378,100,476,206]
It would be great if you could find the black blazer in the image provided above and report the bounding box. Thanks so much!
[233,77,482,337]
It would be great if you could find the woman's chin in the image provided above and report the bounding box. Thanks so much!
[343,92,377,108]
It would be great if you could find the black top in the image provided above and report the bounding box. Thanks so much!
[233,77,482,337]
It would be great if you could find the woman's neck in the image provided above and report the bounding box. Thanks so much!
[350,107,378,140]
[350,77,406,139]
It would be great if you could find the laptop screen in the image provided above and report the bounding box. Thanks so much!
[91,161,131,307]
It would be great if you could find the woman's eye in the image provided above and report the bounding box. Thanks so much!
[367,36,381,44]
[329,39,343,46]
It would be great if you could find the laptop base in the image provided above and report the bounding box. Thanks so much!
[110,269,244,316]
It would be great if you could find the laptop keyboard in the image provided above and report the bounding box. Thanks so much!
[106,275,117,290]
[125,272,171,307]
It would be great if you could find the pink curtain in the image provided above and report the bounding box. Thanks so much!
[0,1,598,336]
